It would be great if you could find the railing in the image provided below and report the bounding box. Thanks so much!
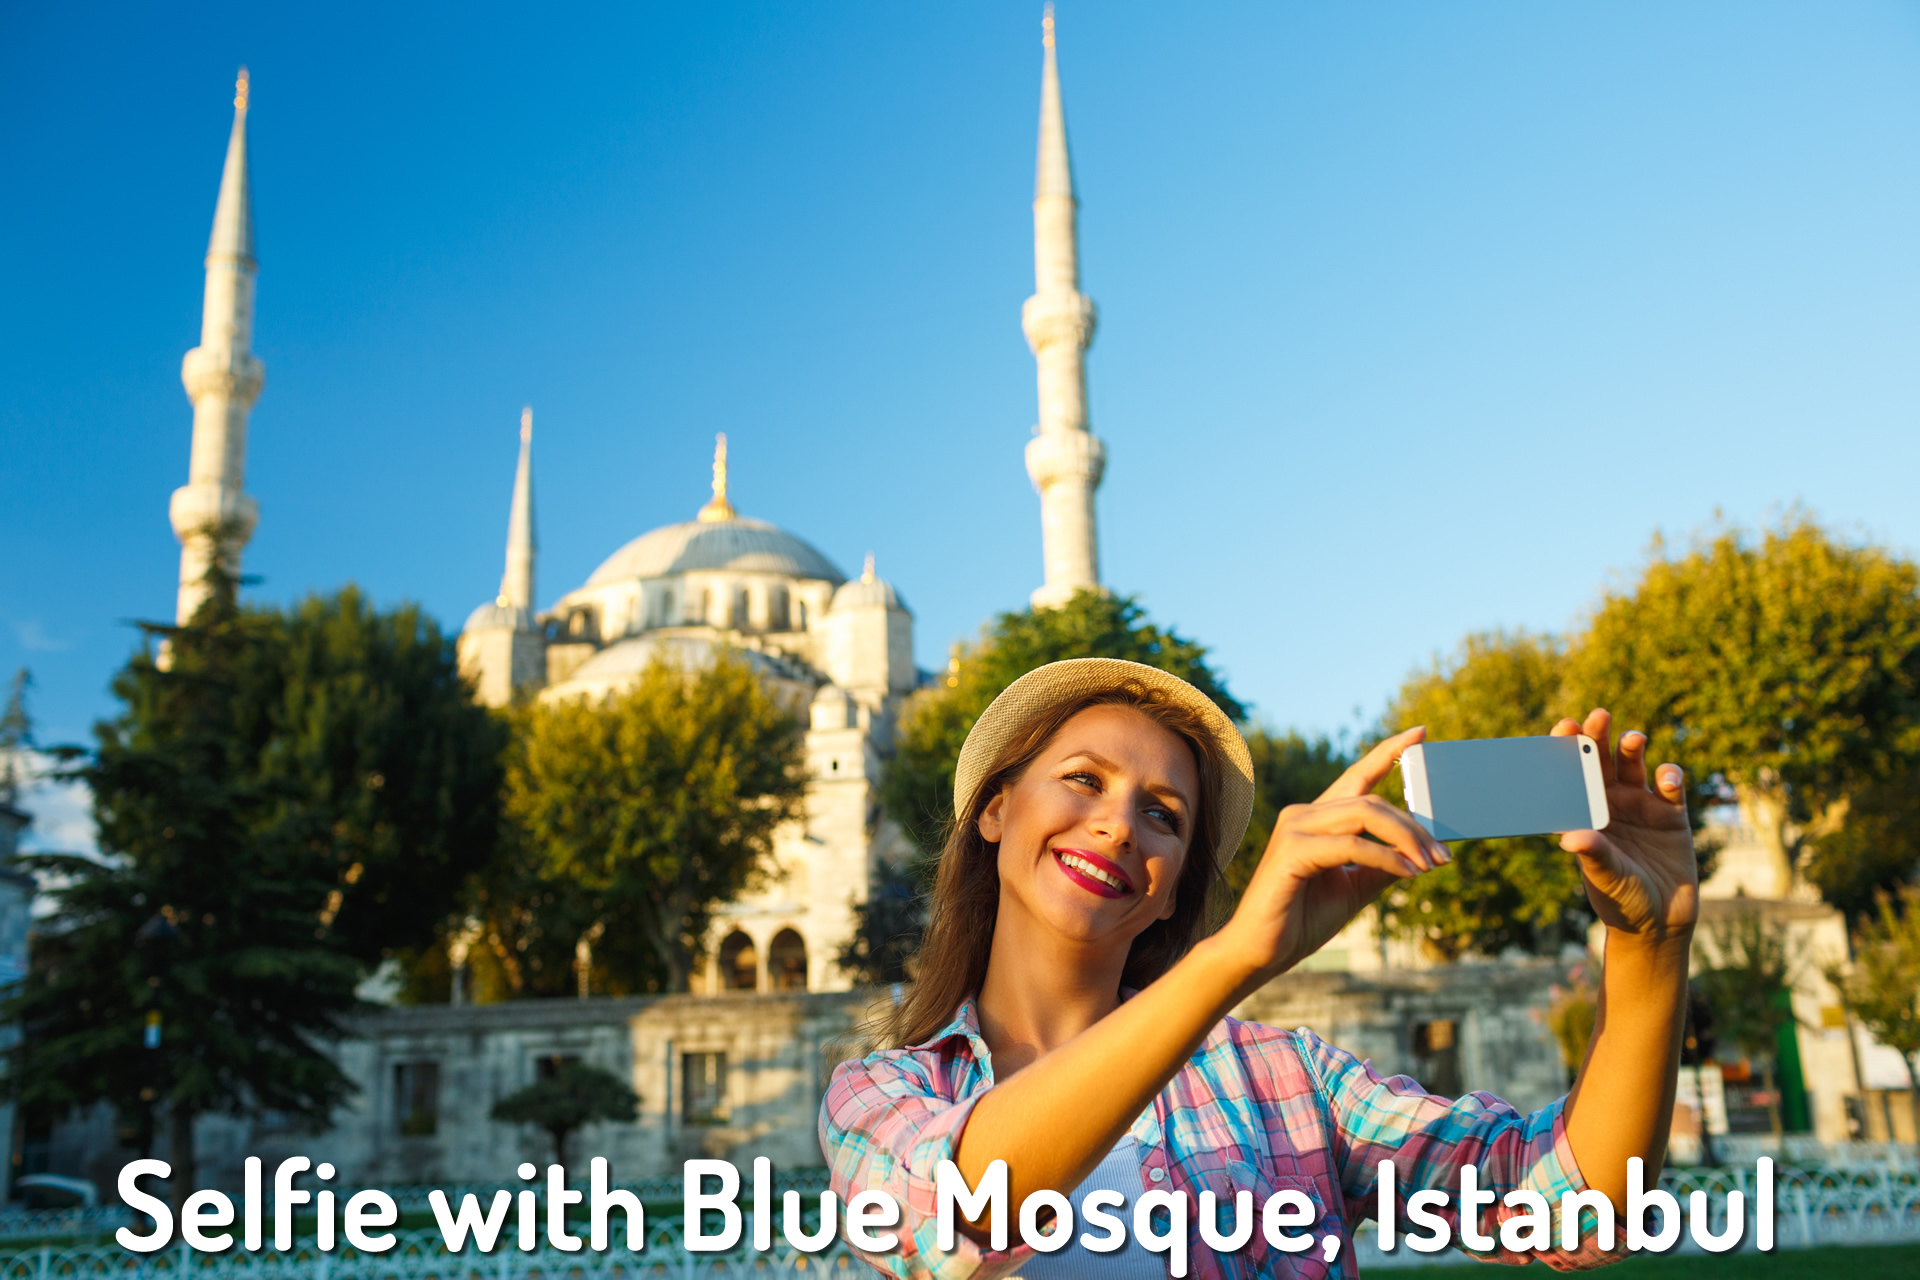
[0,1227,863,1280]
[3,1162,1915,1274]
[1358,1161,1920,1268]
[0,1212,133,1246]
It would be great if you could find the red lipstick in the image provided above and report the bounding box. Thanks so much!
[1051,847,1134,899]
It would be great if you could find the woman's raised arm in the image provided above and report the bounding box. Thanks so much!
[1550,710,1698,1210]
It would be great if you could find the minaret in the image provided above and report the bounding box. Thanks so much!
[1023,5,1105,610]
[170,68,265,625]
[457,409,545,707]
[500,407,536,610]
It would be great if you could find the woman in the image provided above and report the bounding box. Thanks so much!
[821,658,1695,1278]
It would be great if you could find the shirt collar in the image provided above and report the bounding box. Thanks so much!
[909,989,1151,1085]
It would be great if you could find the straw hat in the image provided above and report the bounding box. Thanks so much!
[952,658,1255,869]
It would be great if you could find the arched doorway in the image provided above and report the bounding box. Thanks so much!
[768,929,807,992]
[719,931,757,992]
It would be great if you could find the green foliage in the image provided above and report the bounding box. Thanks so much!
[1565,517,1920,886]
[1802,768,1920,921]
[1543,959,1600,1074]
[260,589,509,963]
[1223,730,1349,901]
[3,580,503,1195]
[501,654,807,992]
[489,1060,639,1165]
[1693,906,1806,1136]
[1829,884,1920,1091]
[1375,630,1592,959]
[837,861,927,985]
[881,590,1243,862]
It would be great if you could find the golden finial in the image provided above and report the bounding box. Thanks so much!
[697,432,737,522]
[862,553,876,584]
[234,66,250,114]
[520,406,532,444]
[1042,4,1055,50]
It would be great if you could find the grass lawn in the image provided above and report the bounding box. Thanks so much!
[1377,1242,1920,1278]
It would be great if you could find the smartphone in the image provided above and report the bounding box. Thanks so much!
[1399,735,1609,842]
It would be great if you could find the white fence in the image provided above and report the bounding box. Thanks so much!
[2,1163,1915,1276]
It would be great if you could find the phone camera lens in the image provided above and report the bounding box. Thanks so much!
[1582,744,1592,754]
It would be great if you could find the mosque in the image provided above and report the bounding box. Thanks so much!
[165,12,1107,998]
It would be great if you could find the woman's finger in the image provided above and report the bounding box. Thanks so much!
[1282,795,1445,869]
[1616,731,1649,789]
[1561,828,1629,881]
[1548,718,1581,738]
[1582,708,1617,785]
[1317,726,1425,803]
[1654,762,1686,806]
[1282,832,1429,881]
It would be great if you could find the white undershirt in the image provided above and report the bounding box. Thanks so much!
[1013,1137,1166,1280]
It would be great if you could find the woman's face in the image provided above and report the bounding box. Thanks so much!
[978,703,1200,951]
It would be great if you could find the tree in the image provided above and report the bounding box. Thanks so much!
[1224,730,1349,901]
[837,862,927,986]
[1829,884,1920,1143]
[1541,958,1599,1089]
[1693,906,1806,1138]
[1565,518,1920,904]
[265,589,508,964]
[1374,630,1595,959]
[1801,770,1920,921]
[881,590,1243,863]
[504,653,807,992]
[490,1060,639,1167]
[4,578,504,1208]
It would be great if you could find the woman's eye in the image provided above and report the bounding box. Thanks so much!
[1063,771,1100,788]
[1146,805,1179,830]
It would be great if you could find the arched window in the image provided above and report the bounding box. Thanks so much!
[699,589,712,625]
[733,586,752,630]
[719,931,757,992]
[768,929,807,992]
[768,585,790,632]
[796,600,808,631]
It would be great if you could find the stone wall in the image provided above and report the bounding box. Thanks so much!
[44,964,1572,1198]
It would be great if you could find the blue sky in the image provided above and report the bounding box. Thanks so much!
[7,2,1920,796]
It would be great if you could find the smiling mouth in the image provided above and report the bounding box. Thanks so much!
[1052,848,1135,898]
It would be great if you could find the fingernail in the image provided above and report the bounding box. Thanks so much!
[1434,843,1452,865]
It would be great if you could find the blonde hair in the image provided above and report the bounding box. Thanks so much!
[880,680,1228,1049]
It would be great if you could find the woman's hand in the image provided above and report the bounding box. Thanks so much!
[1552,709,1699,941]
[1212,726,1445,987]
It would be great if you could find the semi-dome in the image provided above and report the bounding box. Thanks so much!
[462,600,535,634]
[828,553,907,613]
[584,517,845,587]
[830,575,904,612]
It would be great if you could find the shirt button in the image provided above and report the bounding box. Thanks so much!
[1148,1167,1167,1184]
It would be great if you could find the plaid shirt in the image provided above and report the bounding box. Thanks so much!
[820,997,1619,1280]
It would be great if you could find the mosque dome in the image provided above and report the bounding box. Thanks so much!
[462,600,534,634]
[584,517,844,587]
[830,570,904,612]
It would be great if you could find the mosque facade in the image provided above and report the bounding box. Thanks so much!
[167,17,1108,999]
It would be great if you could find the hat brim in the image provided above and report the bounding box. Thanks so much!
[951,658,1255,869]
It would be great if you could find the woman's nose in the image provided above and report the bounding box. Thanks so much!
[1088,795,1133,846]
